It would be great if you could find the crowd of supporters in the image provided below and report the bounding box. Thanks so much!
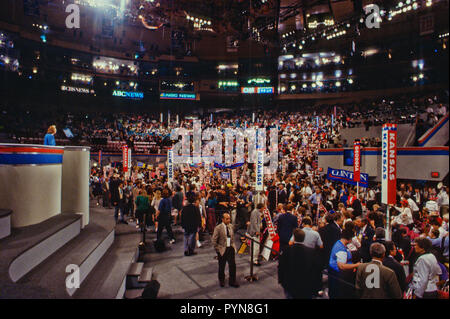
[1,90,447,151]
[86,89,449,298]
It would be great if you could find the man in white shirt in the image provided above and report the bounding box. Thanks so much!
[437,186,449,213]
[301,183,312,199]
[404,194,419,214]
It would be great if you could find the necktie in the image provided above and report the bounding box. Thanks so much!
[225,224,230,238]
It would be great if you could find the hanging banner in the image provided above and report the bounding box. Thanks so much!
[255,149,264,191]
[167,149,174,182]
[128,148,132,170]
[327,167,368,188]
[353,140,361,182]
[122,145,128,173]
[98,150,102,167]
[382,124,397,205]
[213,162,244,170]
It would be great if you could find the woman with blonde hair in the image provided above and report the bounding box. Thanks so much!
[44,125,57,146]
[152,189,162,233]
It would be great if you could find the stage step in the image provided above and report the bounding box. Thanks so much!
[124,288,144,299]
[17,217,114,298]
[0,213,82,289]
[0,214,83,298]
[138,267,154,283]
[128,262,144,276]
[73,223,141,299]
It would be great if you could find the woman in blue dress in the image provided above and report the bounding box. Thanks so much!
[43,125,57,146]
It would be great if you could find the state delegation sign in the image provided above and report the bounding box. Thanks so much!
[381,124,397,205]
[353,141,361,182]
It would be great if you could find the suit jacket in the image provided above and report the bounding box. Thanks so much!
[278,190,288,204]
[109,178,121,203]
[181,204,202,234]
[268,190,277,211]
[277,213,298,244]
[278,243,319,298]
[247,208,262,237]
[412,192,422,206]
[321,222,342,259]
[212,223,236,256]
[360,225,375,262]
[351,199,363,217]
[356,260,403,299]
[383,256,407,292]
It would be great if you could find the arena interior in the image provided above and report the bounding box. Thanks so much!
[0,0,449,303]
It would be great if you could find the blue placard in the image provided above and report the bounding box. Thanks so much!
[221,172,230,180]
[327,167,368,188]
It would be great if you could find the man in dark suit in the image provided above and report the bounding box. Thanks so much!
[102,177,112,208]
[211,213,239,288]
[383,241,407,293]
[267,186,277,214]
[412,186,423,210]
[320,212,343,268]
[181,193,202,256]
[278,228,318,299]
[356,217,375,262]
[351,194,363,218]
[276,204,298,252]
[277,183,288,205]
[356,243,403,299]
[110,177,127,224]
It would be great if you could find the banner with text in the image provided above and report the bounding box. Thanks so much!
[381,124,397,205]
[122,145,128,173]
[255,150,264,191]
[353,140,361,182]
[327,167,368,188]
[167,149,174,182]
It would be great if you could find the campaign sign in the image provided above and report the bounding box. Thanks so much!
[353,141,361,182]
[255,150,264,191]
[167,149,174,182]
[327,167,368,188]
[122,146,128,173]
[381,124,397,205]
[221,172,230,180]
[128,148,132,169]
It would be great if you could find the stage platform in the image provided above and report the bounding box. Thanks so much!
[0,203,141,299]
